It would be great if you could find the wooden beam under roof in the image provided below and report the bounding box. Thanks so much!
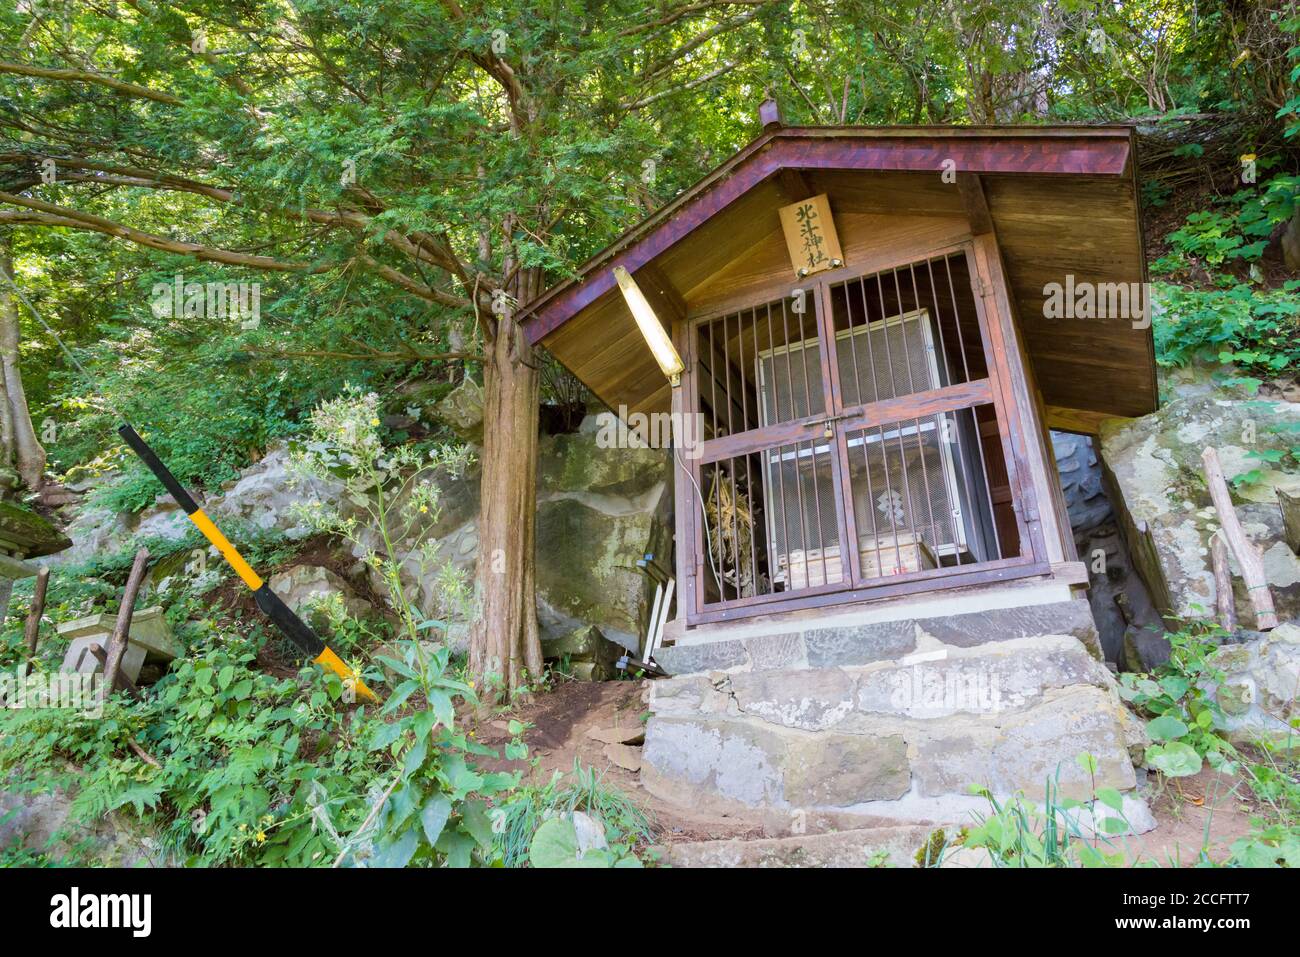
[1045,405,1129,436]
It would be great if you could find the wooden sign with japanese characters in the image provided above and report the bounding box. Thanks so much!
[778,193,843,277]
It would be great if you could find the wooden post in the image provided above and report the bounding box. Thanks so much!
[102,548,150,696]
[1210,532,1237,632]
[88,643,143,701]
[1278,488,1300,555]
[20,565,48,675]
[1201,447,1278,630]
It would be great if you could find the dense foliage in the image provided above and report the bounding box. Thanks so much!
[0,1,1295,501]
[0,0,1297,868]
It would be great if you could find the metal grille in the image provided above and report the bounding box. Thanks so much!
[690,253,1020,612]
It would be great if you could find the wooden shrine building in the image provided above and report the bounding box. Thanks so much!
[521,106,1154,649]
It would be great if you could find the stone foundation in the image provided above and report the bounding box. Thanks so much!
[644,599,1148,829]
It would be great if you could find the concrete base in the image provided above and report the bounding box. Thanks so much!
[667,824,942,868]
[657,597,1103,676]
[62,636,146,682]
[55,606,176,684]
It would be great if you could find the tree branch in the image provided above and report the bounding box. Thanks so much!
[0,61,183,106]
[0,191,330,272]
[623,61,738,110]
[240,345,481,364]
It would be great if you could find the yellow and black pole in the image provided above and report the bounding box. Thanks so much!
[118,423,377,703]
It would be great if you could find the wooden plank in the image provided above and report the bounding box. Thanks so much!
[673,317,701,619]
[958,174,993,235]
[1201,446,1277,630]
[20,566,48,676]
[697,379,993,464]
[1051,560,1090,586]
[774,168,812,202]
[88,643,142,701]
[778,194,844,278]
[968,236,1049,563]
[523,133,1133,343]
[1045,405,1126,436]
[686,215,968,316]
[690,557,1051,624]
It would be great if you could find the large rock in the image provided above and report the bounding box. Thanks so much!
[1205,621,1300,747]
[58,503,133,565]
[268,564,373,624]
[1052,431,1112,533]
[1099,385,1300,628]
[666,824,942,868]
[0,500,71,557]
[57,443,346,566]
[540,624,624,681]
[535,498,661,649]
[0,775,173,866]
[212,445,345,538]
[58,410,672,653]
[429,377,484,443]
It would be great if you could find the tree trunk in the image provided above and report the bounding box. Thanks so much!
[0,237,46,492]
[468,274,543,698]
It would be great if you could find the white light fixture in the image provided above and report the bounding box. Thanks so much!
[614,265,684,386]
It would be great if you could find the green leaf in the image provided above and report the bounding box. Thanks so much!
[367,721,403,752]
[1094,786,1125,812]
[403,737,428,777]
[1147,741,1203,778]
[426,689,454,730]
[460,799,495,849]
[435,829,475,868]
[370,825,419,869]
[420,794,452,846]
[1145,714,1189,742]
[528,818,608,868]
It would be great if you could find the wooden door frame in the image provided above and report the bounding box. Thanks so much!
[673,237,1054,627]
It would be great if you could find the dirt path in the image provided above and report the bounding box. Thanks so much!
[471,678,764,844]
[1128,767,1260,866]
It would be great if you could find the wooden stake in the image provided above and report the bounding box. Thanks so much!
[1210,532,1237,632]
[1201,447,1278,630]
[102,547,150,696]
[20,565,48,675]
[88,643,143,702]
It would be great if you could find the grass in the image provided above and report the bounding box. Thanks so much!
[494,759,656,868]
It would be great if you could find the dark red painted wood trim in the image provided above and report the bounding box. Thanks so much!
[522,132,1132,345]
[688,557,1052,625]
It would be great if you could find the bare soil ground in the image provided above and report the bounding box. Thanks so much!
[1130,766,1261,866]
[469,678,764,845]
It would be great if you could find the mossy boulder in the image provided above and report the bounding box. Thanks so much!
[1099,386,1300,628]
[535,497,659,649]
[430,377,484,443]
[0,500,70,557]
